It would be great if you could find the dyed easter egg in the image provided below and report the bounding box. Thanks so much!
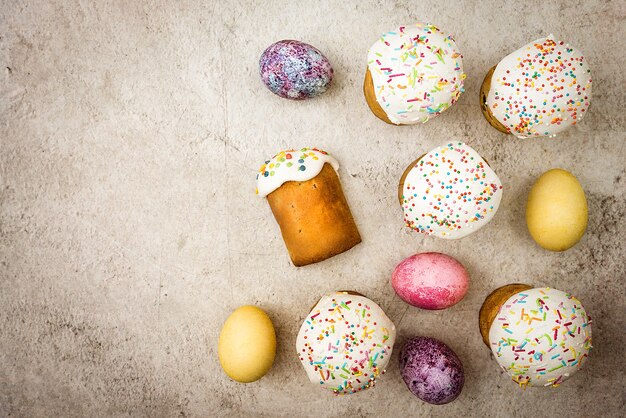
[218,306,276,383]
[526,169,588,251]
[399,337,464,405]
[392,253,469,310]
[259,40,333,100]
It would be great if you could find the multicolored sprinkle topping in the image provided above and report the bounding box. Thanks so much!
[486,35,592,138]
[256,148,338,197]
[489,288,592,388]
[401,142,503,239]
[296,292,396,395]
[367,23,466,124]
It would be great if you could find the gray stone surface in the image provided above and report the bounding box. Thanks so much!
[1,1,625,417]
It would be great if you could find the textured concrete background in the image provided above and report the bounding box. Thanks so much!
[1,1,625,417]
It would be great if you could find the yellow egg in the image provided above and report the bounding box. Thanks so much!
[526,169,588,251]
[218,305,276,383]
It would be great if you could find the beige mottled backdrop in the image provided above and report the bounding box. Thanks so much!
[1,1,624,417]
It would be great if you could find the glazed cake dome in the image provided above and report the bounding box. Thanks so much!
[489,287,592,387]
[485,35,592,138]
[366,22,465,124]
[400,142,503,239]
[256,148,339,197]
[296,292,396,395]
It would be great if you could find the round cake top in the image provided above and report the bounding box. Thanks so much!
[401,142,503,239]
[256,148,339,197]
[488,287,592,388]
[485,35,592,138]
[296,292,397,395]
[366,23,465,125]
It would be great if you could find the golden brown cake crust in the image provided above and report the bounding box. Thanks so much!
[363,68,394,125]
[266,164,361,267]
[480,65,510,134]
[478,283,533,346]
[397,155,426,206]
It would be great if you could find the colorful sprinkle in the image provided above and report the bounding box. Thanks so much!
[256,148,337,197]
[296,292,396,395]
[367,23,465,124]
[490,288,592,388]
[401,142,503,239]
[486,35,592,138]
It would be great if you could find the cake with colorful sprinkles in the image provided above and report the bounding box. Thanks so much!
[257,148,361,266]
[480,35,592,137]
[363,23,466,125]
[398,142,503,239]
[480,285,592,388]
[296,291,396,395]
[256,148,338,198]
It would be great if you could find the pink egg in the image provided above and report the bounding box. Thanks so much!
[392,253,469,310]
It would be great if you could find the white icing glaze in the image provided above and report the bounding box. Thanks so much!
[401,142,503,239]
[256,148,339,197]
[367,23,465,125]
[296,292,396,395]
[489,287,592,388]
[486,35,592,138]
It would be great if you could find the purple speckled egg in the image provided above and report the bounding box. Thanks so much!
[392,252,469,310]
[399,336,464,405]
[259,40,333,100]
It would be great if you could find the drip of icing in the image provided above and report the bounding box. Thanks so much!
[489,287,592,388]
[256,148,339,197]
[296,292,397,395]
[366,23,465,125]
[486,35,592,138]
[401,142,503,239]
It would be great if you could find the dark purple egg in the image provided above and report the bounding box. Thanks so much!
[399,336,464,405]
[259,40,333,100]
